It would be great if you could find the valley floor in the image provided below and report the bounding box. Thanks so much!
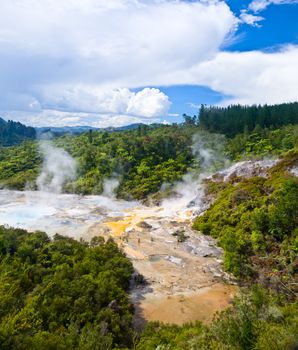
[100,208,237,329]
[0,189,237,329]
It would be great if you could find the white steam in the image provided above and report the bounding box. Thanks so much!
[191,132,229,171]
[102,176,120,198]
[36,141,77,193]
[161,132,229,217]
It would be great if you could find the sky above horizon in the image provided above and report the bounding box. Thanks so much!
[0,0,298,127]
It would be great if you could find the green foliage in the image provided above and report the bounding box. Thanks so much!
[0,118,36,146]
[0,141,41,190]
[0,125,197,199]
[199,102,298,137]
[226,125,298,160]
[0,226,134,349]
[193,151,298,284]
[62,125,197,199]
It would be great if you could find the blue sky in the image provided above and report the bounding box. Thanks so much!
[161,0,298,123]
[0,0,298,127]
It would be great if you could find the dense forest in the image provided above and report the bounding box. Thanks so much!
[199,102,298,137]
[0,118,36,146]
[0,125,197,198]
[0,122,298,199]
[0,227,134,349]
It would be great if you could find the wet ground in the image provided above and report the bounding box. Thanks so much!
[100,209,236,329]
[0,189,236,327]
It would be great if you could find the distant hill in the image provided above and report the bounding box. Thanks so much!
[0,118,36,146]
[36,123,149,136]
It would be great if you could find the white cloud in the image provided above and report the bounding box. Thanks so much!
[248,0,298,12]
[0,0,235,79]
[127,88,170,118]
[1,109,164,128]
[239,10,264,27]
[1,87,171,127]
[0,0,236,126]
[36,86,170,118]
[0,0,297,126]
[187,45,298,105]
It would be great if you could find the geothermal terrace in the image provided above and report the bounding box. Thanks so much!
[0,160,279,326]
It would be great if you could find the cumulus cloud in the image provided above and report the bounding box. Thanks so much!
[0,0,297,126]
[187,45,298,105]
[239,10,264,27]
[38,86,170,117]
[0,0,236,126]
[0,109,167,129]
[126,88,170,118]
[0,85,171,126]
[248,0,298,12]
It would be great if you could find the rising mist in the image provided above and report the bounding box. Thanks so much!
[36,141,77,193]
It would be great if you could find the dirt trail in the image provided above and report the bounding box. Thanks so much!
[101,207,237,329]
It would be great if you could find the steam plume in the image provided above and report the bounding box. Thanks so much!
[102,176,120,198]
[161,132,229,217]
[36,141,77,193]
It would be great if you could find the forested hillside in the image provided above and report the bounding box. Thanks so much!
[0,125,197,198]
[0,227,134,349]
[1,122,298,199]
[0,118,36,146]
[199,102,298,137]
[194,150,298,285]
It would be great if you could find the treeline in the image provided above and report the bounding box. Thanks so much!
[199,102,298,137]
[1,122,298,198]
[0,117,36,146]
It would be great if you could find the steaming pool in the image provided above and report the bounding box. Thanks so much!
[0,190,137,238]
[0,188,238,326]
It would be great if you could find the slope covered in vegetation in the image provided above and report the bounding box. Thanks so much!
[1,121,298,199]
[193,150,298,286]
[0,226,134,349]
[226,124,298,159]
[0,125,197,198]
[199,102,298,137]
[0,118,36,146]
[0,141,41,190]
